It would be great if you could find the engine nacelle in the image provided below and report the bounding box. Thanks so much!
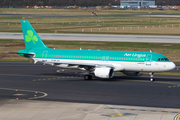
[123,72,140,76]
[94,67,114,78]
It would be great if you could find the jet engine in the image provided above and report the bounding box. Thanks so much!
[123,72,140,76]
[94,67,114,78]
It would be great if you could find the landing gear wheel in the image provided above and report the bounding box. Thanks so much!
[149,72,154,82]
[150,78,155,82]
[84,75,92,80]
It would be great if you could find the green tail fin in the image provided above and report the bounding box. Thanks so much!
[20,20,47,50]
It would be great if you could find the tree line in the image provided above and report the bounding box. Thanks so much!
[0,0,180,6]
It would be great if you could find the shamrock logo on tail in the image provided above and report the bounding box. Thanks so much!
[25,30,38,44]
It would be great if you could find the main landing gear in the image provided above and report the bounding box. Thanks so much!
[149,72,154,82]
[84,75,92,80]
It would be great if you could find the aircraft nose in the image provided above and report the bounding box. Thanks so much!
[169,62,176,70]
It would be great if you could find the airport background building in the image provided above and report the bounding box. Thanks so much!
[120,0,155,8]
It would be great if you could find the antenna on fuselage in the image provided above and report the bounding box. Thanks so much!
[80,48,82,50]
[150,50,152,52]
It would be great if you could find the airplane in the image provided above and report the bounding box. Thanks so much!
[17,20,176,82]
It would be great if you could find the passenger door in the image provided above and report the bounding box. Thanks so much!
[146,54,152,66]
[42,50,48,62]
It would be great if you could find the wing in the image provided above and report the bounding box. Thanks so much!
[45,61,114,70]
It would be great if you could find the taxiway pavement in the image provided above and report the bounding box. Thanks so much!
[1,32,180,43]
[1,61,180,120]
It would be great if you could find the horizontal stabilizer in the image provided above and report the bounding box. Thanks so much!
[18,52,35,58]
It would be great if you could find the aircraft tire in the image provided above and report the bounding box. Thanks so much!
[150,78,155,82]
[84,75,92,80]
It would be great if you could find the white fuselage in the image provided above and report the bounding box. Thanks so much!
[34,58,176,72]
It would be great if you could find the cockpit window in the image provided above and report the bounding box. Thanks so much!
[158,58,169,61]
[164,58,169,61]
[161,58,164,61]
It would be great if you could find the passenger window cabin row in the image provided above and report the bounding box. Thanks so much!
[50,55,145,61]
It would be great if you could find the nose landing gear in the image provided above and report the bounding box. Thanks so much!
[149,72,154,82]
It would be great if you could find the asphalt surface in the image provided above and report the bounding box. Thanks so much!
[1,61,180,109]
[1,32,180,43]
